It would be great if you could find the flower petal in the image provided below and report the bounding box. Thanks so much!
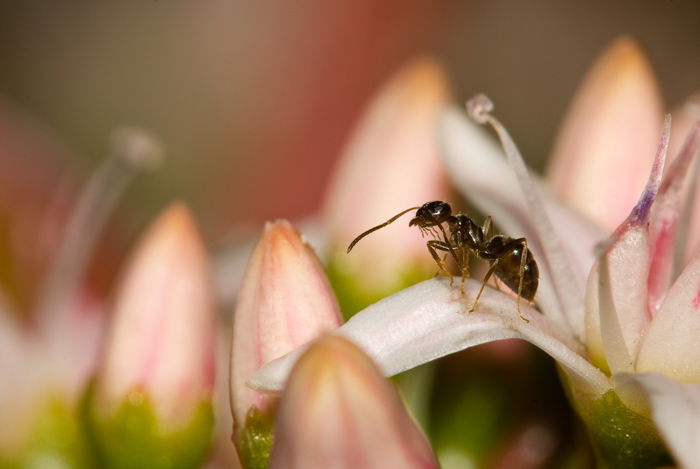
[98,203,216,426]
[621,372,700,469]
[547,37,663,231]
[648,119,700,314]
[636,250,700,381]
[229,220,342,428]
[250,278,610,395]
[322,58,450,289]
[269,335,438,469]
[586,117,670,374]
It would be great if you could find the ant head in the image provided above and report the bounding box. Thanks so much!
[409,201,452,228]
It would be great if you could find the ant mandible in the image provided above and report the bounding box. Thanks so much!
[346,201,538,321]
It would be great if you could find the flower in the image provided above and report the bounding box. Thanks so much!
[251,38,700,468]
[321,57,451,316]
[85,203,217,469]
[269,335,438,469]
[229,219,343,467]
[0,120,164,467]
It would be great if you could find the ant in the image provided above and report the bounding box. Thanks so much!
[347,201,538,321]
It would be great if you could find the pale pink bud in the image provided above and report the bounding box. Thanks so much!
[229,220,342,429]
[269,335,438,469]
[322,58,450,289]
[548,37,663,231]
[96,203,216,426]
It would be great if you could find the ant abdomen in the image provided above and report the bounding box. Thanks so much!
[491,242,539,302]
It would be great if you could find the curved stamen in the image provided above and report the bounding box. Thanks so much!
[37,126,164,319]
[466,94,585,342]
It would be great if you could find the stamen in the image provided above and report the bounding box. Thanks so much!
[37,126,164,319]
[466,94,585,341]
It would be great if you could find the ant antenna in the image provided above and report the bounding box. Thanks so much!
[347,206,421,253]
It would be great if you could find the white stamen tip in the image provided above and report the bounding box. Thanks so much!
[111,125,165,171]
[466,94,494,123]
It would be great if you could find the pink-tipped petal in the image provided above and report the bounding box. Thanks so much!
[586,116,670,374]
[322,58,450,288]
[98,203,216,426]
[648,120,700,314]
[636,251,700,382]
[622,372,700,469]
[269,335,438,469]
[230,220,342,429]
[548,37,664,231]
[673,95,700,262]
[251,278,610,396]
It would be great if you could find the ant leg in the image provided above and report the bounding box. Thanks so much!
[427,240,454,286]
[459,246,470,294]
[482,216,493,239]
[436,222,462,269]
[470,260,498,313]
[516,238,530,323]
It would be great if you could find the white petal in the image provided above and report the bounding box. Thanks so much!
[250,278,610,395]
[648,117,695,314]
[621,372,700,469]
[636,251,700,381]
[587,117,670,374]
[594,229,650,374]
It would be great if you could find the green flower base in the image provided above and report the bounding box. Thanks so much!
[327,256,433,319]
[236,407,275,469]
[0,396,92,469]
[572,388,672,468]
[82,384,213,469]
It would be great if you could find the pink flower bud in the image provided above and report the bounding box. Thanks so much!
[322,58,451,289]
[96,203,216,427]
[229,220,342,430]
[548,37,663,231]
[269,335,438,469]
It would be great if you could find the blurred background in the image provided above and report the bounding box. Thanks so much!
[1,1,699,241]
[1,3,699,467]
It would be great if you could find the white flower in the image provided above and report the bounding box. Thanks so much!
[252,39,700,468]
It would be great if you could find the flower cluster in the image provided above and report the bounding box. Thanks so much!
[2,36,700,469]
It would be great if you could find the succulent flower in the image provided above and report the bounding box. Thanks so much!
[229,219,343,467]
[0,121,163,468]
[85,203,217,469]
[269,335,438,469]
[251,38,700,468]
[322,58,451,316]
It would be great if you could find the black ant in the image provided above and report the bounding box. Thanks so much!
[347,201,538,321]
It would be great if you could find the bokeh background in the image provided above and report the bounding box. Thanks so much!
[1,3,699,467]
[1,0,699,238]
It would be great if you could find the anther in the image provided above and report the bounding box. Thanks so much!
[110,125,165,172]
[466,94,494,124]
